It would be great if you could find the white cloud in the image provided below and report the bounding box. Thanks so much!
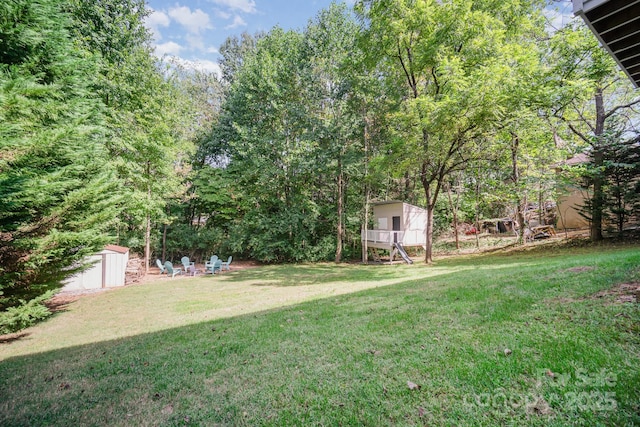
[155,41,184,56]
[169,6,213,34]
[543,3,576,32]
[210,0,257,14]
[145,9,170,41]
[215,9,232,20]
[225,15,247,30]
[171,57,222,76]
[186,34,206,51]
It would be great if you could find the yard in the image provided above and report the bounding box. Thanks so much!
[1,242,639,426]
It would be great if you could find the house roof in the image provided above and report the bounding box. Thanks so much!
[564,152,590,166]
[573,0,640,88]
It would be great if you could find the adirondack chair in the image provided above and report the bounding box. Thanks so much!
[181,256,195,270]
[164,261,183,278]
[156,259,166,274]
[221,256,232,271]
[205,255,221,274]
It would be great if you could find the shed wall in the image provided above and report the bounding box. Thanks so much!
[557,189,590,230]
[63,249,129,291]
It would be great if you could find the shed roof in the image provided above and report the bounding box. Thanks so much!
[371,200,404,206]
[573,0,640,88]
[104,244,129,254]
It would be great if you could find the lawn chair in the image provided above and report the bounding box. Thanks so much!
[181,256,195,271]
[164,261,183,278]
[156,259,166,274]
[205,255,221,274]
[221,256,232,271]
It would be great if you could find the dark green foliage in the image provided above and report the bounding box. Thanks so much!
[0,0,120,315]
[603,136,640,234]
[568,135,640,236]
[162,224,226,264]
[0,291,53,334]
[64,0,150,67]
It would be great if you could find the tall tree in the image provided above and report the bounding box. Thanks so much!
[548,23,640,241]
[0,0,120,331]
[356,0,542,262]
[68,0,196,270]
[305,3,362,262]
[603,135,640,234]
[219,28,325,262]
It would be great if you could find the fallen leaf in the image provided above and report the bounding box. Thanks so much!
[407,381,421,391]
[418,407,425,417]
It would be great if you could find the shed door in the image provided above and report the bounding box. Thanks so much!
[392,216,401,243]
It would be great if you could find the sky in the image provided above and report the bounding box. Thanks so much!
[144,0,575,76]
[144,0,355,75]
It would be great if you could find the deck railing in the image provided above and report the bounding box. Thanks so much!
[361,230,404,245]
[361,229,426,246]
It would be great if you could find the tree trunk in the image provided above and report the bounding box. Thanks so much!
[144,163,151,273]
[591,148,605,241]
[421,170,435,264]
[474,168,481,249]
[425,204,434,264]
[446,184,460,250]
[335,158,344,263]
[362,116,370,263]
[145,213,151,274]
[511,133,525,244]
[591,87,605,241]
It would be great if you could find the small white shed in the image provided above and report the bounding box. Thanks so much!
[362,201,428,250]
[63,245,129,291]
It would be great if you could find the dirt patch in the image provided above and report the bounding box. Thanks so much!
[554,282,640,305]
[0,332,29,344]
[592,283,640,304]
[46,289,108,313]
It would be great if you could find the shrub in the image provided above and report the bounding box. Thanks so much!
[0,291,54,335]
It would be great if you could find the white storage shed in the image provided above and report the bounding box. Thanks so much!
[62,245,130,291]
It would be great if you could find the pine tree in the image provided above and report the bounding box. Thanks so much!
[0,0,121,332]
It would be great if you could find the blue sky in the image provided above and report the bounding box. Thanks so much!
[144,0,575,75]
[144,0,355,74]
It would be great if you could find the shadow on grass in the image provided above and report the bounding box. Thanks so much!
[1,247,639,427]
[0,332,29,344]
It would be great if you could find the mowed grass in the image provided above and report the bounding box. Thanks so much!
[1,245,639,426]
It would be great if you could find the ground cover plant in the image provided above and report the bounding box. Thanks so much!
[1,244,639,426]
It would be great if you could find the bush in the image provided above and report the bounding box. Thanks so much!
[0,291,54,335]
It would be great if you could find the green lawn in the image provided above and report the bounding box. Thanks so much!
[1,244,639,426]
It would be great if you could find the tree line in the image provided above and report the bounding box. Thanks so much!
[1,0,639,332]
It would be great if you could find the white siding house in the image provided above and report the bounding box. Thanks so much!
[63,245,129,291]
